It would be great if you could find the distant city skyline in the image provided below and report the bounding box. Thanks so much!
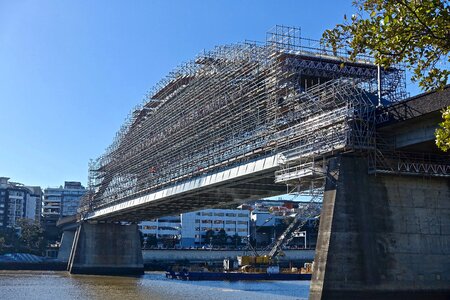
[0,0,422,188]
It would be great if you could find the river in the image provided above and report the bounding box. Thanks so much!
[0,270,310,300]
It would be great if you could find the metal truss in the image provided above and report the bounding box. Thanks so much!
[369,140,450,177]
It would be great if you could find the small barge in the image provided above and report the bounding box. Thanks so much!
[166,270,311,281]
[166,256,313,281]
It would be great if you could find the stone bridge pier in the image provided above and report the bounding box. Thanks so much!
[310,155,450,300]
[68,222,144,275]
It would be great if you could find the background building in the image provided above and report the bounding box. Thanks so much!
[0,177,42,229]
[244,199,321,249]
[42,181,86,243]
[43,181,86,223]
[25,186,43,223]
[138,201,320,249]
[139,216,181,248]
[139,208,250,248]
[60,181,86,216]
[180,208,250,248]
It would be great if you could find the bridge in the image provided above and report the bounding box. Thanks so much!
[64,26,450,299]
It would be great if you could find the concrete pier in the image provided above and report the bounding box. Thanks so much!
[68,222,144,275]
[310,155,450,300]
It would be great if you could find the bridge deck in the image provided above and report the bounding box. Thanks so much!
[85,155,285,221]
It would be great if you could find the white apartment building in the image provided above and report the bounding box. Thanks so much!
[180,208,250,247]
[4,189,25,228]
[0,177,42,229]
[139,208,250,248]
[139,215,181,240]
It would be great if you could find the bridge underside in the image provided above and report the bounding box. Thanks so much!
[99,172,285,222]
[84,155,287,221]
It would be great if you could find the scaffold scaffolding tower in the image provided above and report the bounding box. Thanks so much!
[80,25,407,214]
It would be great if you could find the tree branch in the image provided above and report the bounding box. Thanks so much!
[398,0,448,43]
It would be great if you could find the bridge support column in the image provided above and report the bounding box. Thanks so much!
[68,222,144,275]
[310,155,450,300]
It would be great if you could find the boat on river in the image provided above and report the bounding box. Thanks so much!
[166,258,313,281]
[166,269,311,281]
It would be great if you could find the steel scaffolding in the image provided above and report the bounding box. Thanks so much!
[80,26,406,213]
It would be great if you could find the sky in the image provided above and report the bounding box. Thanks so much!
[0,0,422,188]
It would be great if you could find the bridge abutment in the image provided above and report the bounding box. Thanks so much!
[68,222,144,275]
[310,155,450,300]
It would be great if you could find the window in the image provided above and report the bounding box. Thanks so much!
[159,226,178,231]
[213,220,223,224]
[238,221,248,225]
[225,213,236,217]
[195,219,200,223]
[214,213,224,217]
[238,213,248,217]
[143,225,157,230]
[202,212,213,216]
[226,220,236,224]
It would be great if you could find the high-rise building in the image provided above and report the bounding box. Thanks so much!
[24,186,43,223]
[43,181,86,222]
[0,177,42,229]
[60,181,85,217]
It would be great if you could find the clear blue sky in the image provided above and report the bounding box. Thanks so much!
[0,0,420,188]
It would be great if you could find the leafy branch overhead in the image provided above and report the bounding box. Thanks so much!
[322,0,449,91]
